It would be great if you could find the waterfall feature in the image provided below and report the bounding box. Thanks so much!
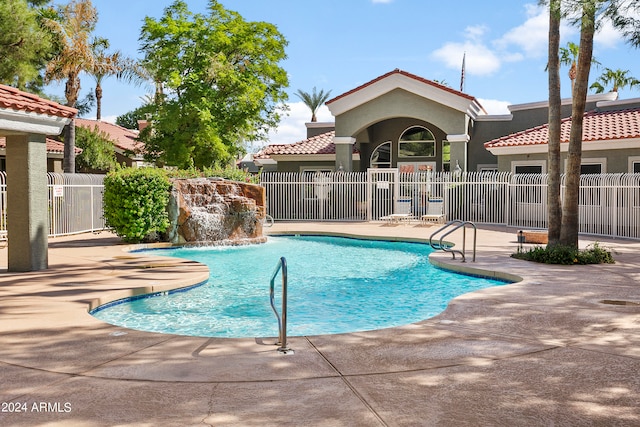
[165,178,266,245]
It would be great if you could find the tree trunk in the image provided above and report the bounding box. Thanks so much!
[64,73,80,174]
[63,119,76,173]
[560,2,596,248]
[95,84,103,120]
[547,0,562,247]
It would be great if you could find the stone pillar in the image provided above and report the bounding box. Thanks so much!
[6,134,48,271]
[447,133,470,173]
[334,136,356,172]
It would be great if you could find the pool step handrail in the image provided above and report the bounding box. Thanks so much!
[269,257,293,354]
[429,220,477,262]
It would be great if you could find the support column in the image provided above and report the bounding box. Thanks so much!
[6,134,48,271]
[447,133,470,173]
[334,136,356,172]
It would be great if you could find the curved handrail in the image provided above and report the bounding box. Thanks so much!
[269,257,292,354]
[429,220,477,262]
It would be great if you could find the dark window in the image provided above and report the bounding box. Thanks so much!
[581,164,602,174]
[514,165,542,174]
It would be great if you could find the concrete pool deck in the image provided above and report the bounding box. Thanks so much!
[0,222,638,426]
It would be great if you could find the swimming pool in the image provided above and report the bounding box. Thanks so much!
[91,235,508,338]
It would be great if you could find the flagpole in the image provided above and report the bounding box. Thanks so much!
[460,52,466,92]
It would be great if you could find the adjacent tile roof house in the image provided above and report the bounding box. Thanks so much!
[484,102,640,173]
[75,118,146,170]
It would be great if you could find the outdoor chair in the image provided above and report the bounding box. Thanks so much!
[421,198,445,224]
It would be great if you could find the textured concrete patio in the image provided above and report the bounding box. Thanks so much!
[0,223,638,426]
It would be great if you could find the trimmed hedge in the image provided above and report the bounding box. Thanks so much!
[103,168,172,243]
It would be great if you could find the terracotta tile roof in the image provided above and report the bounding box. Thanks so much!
[0,84,76,118]
[326,68,477,105]
[254,131,359,159]
[0,137,82,154]
[75,118,141,152]
[484,107,640,148]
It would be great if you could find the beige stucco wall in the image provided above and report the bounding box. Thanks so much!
[334,89,467,138]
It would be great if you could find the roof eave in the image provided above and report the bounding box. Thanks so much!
[0,108,72,136]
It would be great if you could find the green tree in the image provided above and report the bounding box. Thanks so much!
[138,0,289,169]
[116,103,154,130]
[295,87,332,122]
[44,0,98,173]
[0,0,54,90]
[590,67,639,93]
[75,124,117,172]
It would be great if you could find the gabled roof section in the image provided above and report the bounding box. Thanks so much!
[326,69,486,118]
[484,107,640,149]
[0,84,76,118]
[75,118,141,153]
[255,130,358,159]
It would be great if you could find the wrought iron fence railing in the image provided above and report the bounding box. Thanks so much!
[0,172,106,239]
[260,171,640,240]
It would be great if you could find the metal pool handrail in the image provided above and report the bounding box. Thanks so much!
[269,257,293,354]
[429,220,477,262]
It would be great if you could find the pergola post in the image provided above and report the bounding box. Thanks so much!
[6,134,49,271]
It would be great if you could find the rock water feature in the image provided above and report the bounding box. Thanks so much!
[165,178,266,245]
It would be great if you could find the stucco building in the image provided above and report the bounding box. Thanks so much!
[255,69,640,174]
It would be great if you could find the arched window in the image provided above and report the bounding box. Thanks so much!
[399,126,436,158]
[370,141,391,168]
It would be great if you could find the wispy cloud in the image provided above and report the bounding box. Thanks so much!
[264,102,333,148]
[371,0,394,3]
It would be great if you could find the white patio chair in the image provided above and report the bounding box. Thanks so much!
[421,198,445,224]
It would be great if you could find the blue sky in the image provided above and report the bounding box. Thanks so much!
[47,0,640,148]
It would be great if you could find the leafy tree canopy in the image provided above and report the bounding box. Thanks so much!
[0,0,55,90]
[138,0,289,169]
[74,124,117,172]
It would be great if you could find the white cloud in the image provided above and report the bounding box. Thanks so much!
[262,102,334,149]
[432,40,501,76]
[496,4,550,59]
[371,0,394,3]
[477,98,511,115]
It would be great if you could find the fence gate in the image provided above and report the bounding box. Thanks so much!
[367,168,401,220]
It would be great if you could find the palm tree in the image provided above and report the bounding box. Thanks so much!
[89,37,143,120]
[44,0,98,173]
[547,0,562,247]
[590,67,640,94]
[558,40,601,97]
[295,87,332,122]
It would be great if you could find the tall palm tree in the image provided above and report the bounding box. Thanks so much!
[547,0,562,247]
[295,87,332,122]
[590,67,640,93]
[89,37,143,120]
[44,0,98,173]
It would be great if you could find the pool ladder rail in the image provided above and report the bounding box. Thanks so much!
[429,220,477,262]
[269,257,293,354]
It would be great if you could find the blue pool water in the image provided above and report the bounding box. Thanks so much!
[91,235,508,338]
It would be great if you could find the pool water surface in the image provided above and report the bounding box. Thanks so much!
[91,235,507,338]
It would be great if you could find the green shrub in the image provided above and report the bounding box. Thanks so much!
[103,167,172,243]
[165,166,260,183]
[511,242,614,265]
